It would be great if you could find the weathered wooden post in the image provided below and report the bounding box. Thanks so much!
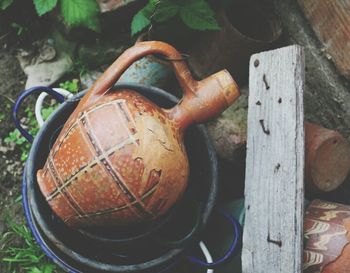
[242,46,305,273]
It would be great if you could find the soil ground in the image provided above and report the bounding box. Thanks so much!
[0,48,28,272]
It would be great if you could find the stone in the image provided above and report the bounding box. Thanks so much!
[274,0,350,141]
[22,54,72,89]
[80,69,104,89]
[206,86,248,164]
[16,39,73,89]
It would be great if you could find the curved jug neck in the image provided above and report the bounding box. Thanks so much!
[167,70,240,131]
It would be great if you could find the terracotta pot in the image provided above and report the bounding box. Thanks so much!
[304,200,350,273]
[36,41,240,228]
[188,1,282,85]
[305,122,350,194]
[206,89,350,195]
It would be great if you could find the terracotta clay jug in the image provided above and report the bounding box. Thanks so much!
[36,41,239,228]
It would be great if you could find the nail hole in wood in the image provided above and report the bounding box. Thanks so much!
[274,163,281,173]
[267,234,282,247]
[256,100,261,106]
[254,59,260,67]
[263,74,270,90]
[278,98,282,103]
[259,119,270,135]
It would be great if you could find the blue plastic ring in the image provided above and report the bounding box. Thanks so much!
[13,86,65,142]
[22,163,82,273]
[186,209,241,268]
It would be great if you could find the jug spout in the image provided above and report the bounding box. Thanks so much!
[169,69,240,130]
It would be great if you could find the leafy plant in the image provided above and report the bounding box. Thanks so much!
[0,112,5,122]
[0,0,13,10]
[131,0,220,36]
[33,0,58,16]
[5,105,57,162]
[0,0,100,31]
[60,0,100,31]
[74,61,89,78]
[4,128,30,161]
[1,220,61,272]
[10,22,25,36]
[59,79,80,93]
[4,79,80,162]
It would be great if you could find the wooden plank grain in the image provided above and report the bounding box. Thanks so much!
[298,0,350,79]
[242,46,305,273]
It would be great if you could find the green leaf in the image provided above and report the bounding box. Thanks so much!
[33,0,58,16]
[59,79,79,93]
[60,0,100,31]
[179,0,220,31]
[0,0,14,10]
[15,195,23,203]
[28,267,41,273]
[131,1,158,36]
[131,0,180,36]
[41,106,56,120]
[42,263,55,273]
[152,0,179,22]
[131,10,151,36]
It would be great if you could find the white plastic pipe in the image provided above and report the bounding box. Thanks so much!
[35,88,73,127]
[200,241,214,273]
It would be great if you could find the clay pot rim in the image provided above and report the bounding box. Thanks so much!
[219,4,282,44]
[25,83,218,272]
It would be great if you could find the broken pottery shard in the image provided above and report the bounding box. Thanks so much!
[97,0,140,13]
[304,200,350,273]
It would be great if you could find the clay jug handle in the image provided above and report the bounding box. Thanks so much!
[75,41,197,112]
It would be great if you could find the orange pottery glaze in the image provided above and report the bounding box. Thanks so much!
[36,41,240,228]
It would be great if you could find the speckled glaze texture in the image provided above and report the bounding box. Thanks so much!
[37,41,240,228]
